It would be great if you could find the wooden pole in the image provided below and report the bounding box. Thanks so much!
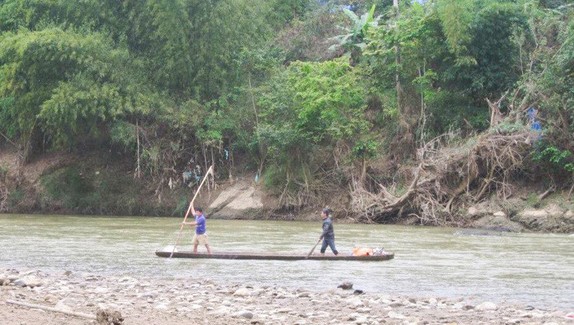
[6,300,96,320]
[170,165,214,258]
[306,238,322,259]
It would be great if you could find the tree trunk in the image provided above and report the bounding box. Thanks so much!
[418,65,427,145]
[135,119,141,178]
[393,0,401,120]
[249,72,266,179]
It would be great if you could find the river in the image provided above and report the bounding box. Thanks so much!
[0,214,572,310]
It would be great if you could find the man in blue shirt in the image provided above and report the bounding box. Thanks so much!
[183,206,211,254]
[319,208,338,255]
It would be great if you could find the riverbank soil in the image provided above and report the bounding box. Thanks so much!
[0,148,188,216]
[1,146,573,233]
[1,269,573,325]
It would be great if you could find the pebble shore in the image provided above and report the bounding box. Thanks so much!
[1,268,572,325]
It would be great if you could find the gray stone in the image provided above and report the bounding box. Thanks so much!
[13,276,43,288]
[54,300,74,312]
[493,211,507,218]
[211,306,231,316]
[388,311,406,319]
[233,288,251,297]
[154,303,169,310]
[475,302,497,311]
[519,209,548,219]
[236,310,254,319]
[346,297,364,308]
[463,304,474,310]
[467,206,482,219]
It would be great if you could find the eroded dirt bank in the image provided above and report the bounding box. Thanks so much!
[1,147,573,233]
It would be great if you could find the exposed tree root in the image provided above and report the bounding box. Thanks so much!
[538,185,556,200]
[351,131,535,225]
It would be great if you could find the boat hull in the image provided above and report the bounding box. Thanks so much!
[155,250,394,261]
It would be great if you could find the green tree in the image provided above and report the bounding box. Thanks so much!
[275,5,343,62]
[256,58,370,207]
[436,0,477,64]
[122,0,193,97]
[0,28,150,158]
[516,3,574,183]
[364,2,448,146]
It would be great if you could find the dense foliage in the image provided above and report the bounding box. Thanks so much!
[1,0,572,213]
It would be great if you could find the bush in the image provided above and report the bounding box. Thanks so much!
[41,167,95,211]
[6,188,24,208]
[531,143,574,178]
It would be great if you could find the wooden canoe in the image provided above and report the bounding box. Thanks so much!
[155,250,394,261]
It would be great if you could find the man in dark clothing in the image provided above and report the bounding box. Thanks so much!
[319,208,338,255]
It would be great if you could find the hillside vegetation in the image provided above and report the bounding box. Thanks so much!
[0,0,573,229]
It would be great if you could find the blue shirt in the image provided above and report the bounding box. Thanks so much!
[195,214,206,234]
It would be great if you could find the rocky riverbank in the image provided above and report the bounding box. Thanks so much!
[1,268,572,325]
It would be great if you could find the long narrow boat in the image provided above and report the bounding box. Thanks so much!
[155,250,394,261]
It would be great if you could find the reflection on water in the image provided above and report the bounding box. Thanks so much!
[0,214,572,309]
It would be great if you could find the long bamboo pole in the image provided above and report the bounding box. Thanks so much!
[6,300,96,320]
[306,238,322,259]
[170,165,214,258]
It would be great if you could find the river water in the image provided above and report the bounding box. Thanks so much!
[0,214,572,310]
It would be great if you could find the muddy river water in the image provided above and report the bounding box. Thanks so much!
[0,214,571,309]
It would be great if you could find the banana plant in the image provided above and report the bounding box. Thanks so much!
[330,4,379,57]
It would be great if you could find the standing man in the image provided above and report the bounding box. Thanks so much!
[319,208,338,255]
[183,206,211,254]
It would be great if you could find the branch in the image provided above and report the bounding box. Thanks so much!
[0,131,21,153]
[537,185,556,201]
[486,91,509,127]
[6,299,96,320]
